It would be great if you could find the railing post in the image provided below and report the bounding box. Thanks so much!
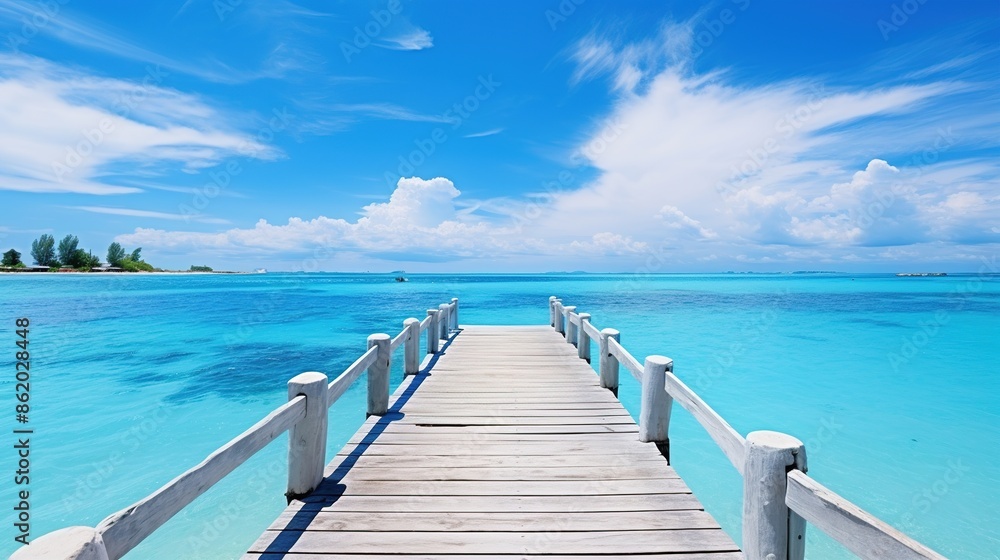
[426,309,439,354]
[438,303,449,340]
[563,306,577,346]
[743,431,808,560]
[403,318,420,375]
[598,328,620,397]
[554,299,565,335]
[549,295,557,327]
[639,356,672,460]
[451,298,459,330]
[367,334,391,417]
[577,313,591,362]
[286,371,330,500]
[9,527,109,560]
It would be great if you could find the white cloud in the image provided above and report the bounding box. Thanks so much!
[116,177,550,261]
[464,128,504,138]
[568,232,648,256]
[656,205,717,240]
[541,21,1000,265]
[73,206,229,225]
[114,20,1000,270]
[380,28,433,51]
[328,103,449,123]
[0,54,275,195]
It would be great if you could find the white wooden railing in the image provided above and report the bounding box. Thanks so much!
[12,298,460,560]
[550,295,947,560]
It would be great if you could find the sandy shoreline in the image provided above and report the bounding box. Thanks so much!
[0,271,249,275]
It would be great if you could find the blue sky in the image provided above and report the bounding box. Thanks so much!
[0,0,998,272]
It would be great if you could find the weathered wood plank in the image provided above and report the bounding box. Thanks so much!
[288,493,708,511]
[306,478,692,497]
[325,454,660,469]
[345,432,644,445]
[327,465,678,482]
[359,422,639,434]
[248,529,739,555]
[245,554,745,560]
[268,510,719,532]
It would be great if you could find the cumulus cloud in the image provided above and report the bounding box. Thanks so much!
[542,19,1000,265]
[116,177,555,262]
[117,19,999,270]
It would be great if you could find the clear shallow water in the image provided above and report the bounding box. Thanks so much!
[1,272,998,559]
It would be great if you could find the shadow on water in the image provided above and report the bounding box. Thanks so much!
[260,330,460,557]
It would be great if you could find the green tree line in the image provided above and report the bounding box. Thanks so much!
[1,235,155,271]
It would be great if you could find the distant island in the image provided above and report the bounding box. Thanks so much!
[0,234,229,274]
[895,272,948,277]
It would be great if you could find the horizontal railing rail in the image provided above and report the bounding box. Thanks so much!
[13,298,460,560]
[785,470,945,560]
[549,295,945,560]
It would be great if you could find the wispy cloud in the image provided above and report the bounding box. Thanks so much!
[464,128,504,138]
[379,27,434,51]
[0,0,305,83]
[329,103,449,123]
[0,54,276,195]
[73,206,230,224]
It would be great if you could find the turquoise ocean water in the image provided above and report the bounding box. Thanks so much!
[1,272,998,559]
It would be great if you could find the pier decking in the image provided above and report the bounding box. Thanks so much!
[15,297,948,560]
[245,326,740,558]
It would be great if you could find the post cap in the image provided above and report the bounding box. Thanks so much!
[578,312,591,320]
[600,327,620,336]
[451,297,459,303]
[564,305,577,311]
[644,355,673,369]
[367,333,391,344]
[427,309,438,315]
[549,295,557,301]
[404,317,420,326]
[746,430,804,450]
[288,371,328,386]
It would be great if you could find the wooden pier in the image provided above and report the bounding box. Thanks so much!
[245,325,740,558]
[15,297,948,560]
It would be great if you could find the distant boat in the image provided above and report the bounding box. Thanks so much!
[395,276,408,282]
[254,268,267,274]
